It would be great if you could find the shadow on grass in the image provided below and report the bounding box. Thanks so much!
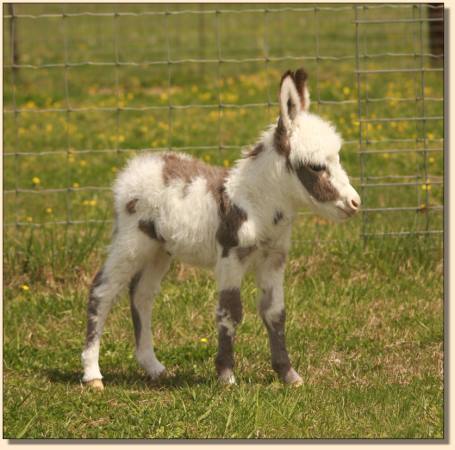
[44,367,212,390]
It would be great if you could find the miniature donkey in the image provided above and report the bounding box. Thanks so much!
[82,68,361,390]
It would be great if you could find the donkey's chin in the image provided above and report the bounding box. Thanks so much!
[307,201,350,223]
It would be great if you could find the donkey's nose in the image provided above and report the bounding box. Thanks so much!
[347,194,361,213]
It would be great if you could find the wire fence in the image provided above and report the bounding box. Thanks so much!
[3,3,444,242]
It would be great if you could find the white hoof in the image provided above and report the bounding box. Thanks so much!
[145,362,167,381]
[85,379,104,390]
[218,369,236,385]
[283,368,303,387]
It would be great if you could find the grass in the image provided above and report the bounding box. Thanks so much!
[4,234,443,439]
[3,3,444,439]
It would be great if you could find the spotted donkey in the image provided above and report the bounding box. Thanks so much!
[82,68,361,390]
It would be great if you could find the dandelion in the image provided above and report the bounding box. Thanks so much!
[20,284,30,292]
[343,86,351,96]
[24,100,36,109]
[79,160,87,167]
[199,92,211,102]
[32,176,41,185]
[26,216,33,222]
[45,207,53,214]
[200,337,208,344]
[203,154,212,162]
[223,159,230,168]
[382,153,390,160]
[429,157,435,164]
[427,132,435,140]
[160,92,169,102]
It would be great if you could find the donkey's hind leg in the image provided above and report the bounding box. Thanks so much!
[129,248,172,380]
[81,237,154,389]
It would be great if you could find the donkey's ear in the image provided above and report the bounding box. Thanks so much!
[293,67,310,112]
[279,70,302,131]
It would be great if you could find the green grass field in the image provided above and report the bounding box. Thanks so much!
[3,3,444,439]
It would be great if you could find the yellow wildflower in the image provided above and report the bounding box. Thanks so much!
[45,123,53,133]
[343,86,351,96]
[20,284,30,292]
[26,216,33,222]
[32,176,41,185]
[111,167,118,173]
[45,207,53,214]
[79,160,87,167]
[223,159,230,168]
[200,337,208,344]
[203,154,212,162]
[429,157,435,164]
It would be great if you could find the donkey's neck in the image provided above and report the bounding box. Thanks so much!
[225,126,299,229]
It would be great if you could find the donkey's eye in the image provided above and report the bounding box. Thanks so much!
[308,164,325,172]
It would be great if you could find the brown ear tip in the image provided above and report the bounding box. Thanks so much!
[280,68,309,87]
[280,70,294,86]
[295,67,309,81]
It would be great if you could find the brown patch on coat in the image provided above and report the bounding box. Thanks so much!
[218,288,243,326]
[258,288,291,378]
[129,271,143,347]
[85,268,105,347]
[215,288,243,374]
[296,165,339,202]
[245,143,265,159]
[273,210,284,225]
[138,219,165,242]
[162,153,228,196]
[126,198,138,214]
[236,245,257,262]
[273,117,292,171]
[216,194,248,258]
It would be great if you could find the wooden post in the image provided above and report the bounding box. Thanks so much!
[8,3,19,76]
[428,3,444,66]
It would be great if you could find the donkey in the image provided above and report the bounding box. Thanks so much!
[81,68,360,390]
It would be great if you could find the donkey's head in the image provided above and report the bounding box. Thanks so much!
[277,68,361,222]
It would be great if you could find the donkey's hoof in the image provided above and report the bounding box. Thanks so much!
[146,363,167,382]
[218,369,236,386]
[86,379,104,390]
[283,368,303,387]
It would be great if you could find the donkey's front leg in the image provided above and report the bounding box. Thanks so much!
[214,255,247,385]
[256,251,303,386]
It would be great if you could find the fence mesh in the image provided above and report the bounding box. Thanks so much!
[3,3,444,242]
